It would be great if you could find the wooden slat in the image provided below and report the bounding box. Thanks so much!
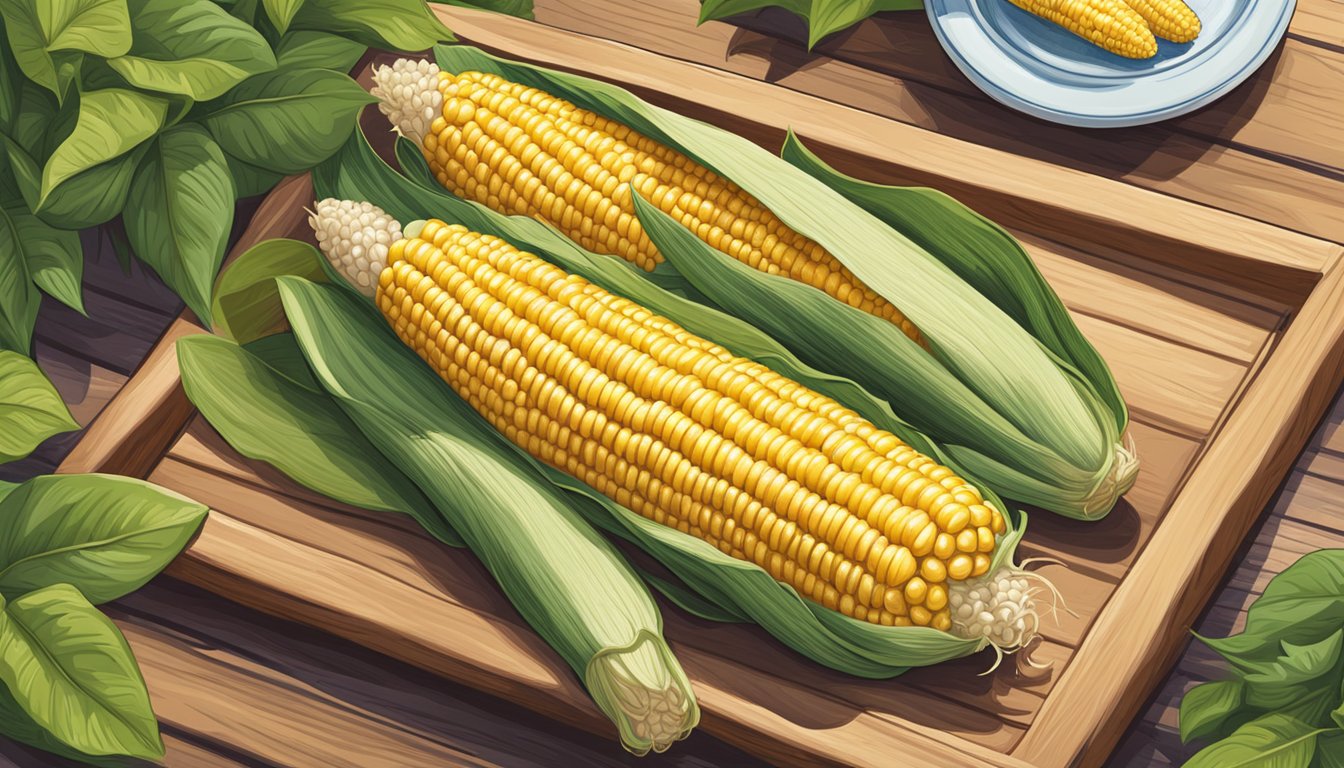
[56,319,203,478]
[1016,256,1344,767]
[1025,237,1278,364]
[1071,314,1249,437]
[1290,0,1344,50]
[524,0,1344,247]
[438,6,1339,305]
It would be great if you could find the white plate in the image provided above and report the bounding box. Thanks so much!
[925,0,1297,127]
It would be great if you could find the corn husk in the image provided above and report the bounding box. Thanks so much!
[423,45,1136,520]
[309,125,1027,675]
[185,260,697,755]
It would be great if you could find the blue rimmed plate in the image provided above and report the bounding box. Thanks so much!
[925,0,1297,127]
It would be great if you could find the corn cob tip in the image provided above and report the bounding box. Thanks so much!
[309,198,403,299]
[371,58,443,145]
[586,637,699,755]
[948,566,1042,653]
[1082,432,1140,519]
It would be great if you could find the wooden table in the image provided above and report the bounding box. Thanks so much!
[4,1,1341,765]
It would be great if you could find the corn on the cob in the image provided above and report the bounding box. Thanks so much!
[313,199,1040,649]
[1008,0,1159,58]
[1123,0,1201,43]
[371,60,926,348]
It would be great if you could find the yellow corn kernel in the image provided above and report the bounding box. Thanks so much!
[1008,0,1159,58]
[424,71,927,347]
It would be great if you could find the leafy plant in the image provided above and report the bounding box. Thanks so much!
[0,473,207,763]
[0,350,78,463]
[0,0,530,352]
[698,0,922,49]
[1180,550,1344,767]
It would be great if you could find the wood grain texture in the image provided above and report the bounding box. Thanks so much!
[526,0,1344,247]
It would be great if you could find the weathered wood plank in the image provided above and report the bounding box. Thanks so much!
[1290,0,1344,51]
[523,0,1344,247]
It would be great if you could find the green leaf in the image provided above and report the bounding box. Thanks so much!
[1204,551,1344,663]
[39,89,167,204]
[210,238,326,344]
[273,30,366,71]
[9,81,59,158]
[1242,630,1344,710]
[291,0,454,51]
[123,125,234,327]
[0,202,83,314]
[106,0,275,101]
[1181,679,1246,744]
[0,212,39,354]
[0,681,124,766]
[262,0,304,34]
[0,473,206,603]
[1185,713,1327,768]
[200,67,373,174]
[0,0,131,101]
[699,0,920,47]
[445,0,533,19]
[177,334,458,544]
[0,351,78,462]
[1318,733,1344,767]
[33,144,147,229]
[0,583,163,759]
[223,151,282,198]
[0,22,20,128]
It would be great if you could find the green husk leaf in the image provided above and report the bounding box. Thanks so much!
[779,132,1128,435]
[277,277,697,754]
[429,45,1124,520]
[290,0,455,51]
[178,333,460,546]
[210,238,328,343]
[312,124,1022,675]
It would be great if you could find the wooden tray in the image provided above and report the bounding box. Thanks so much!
[61,6,1344,767]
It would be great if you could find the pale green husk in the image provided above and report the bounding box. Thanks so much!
[427,45,1135,520]
[309,125,1026,675]
[278,278,698,755]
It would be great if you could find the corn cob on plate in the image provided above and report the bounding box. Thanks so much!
[371,47,1137,521]
[925,0,1296,126]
